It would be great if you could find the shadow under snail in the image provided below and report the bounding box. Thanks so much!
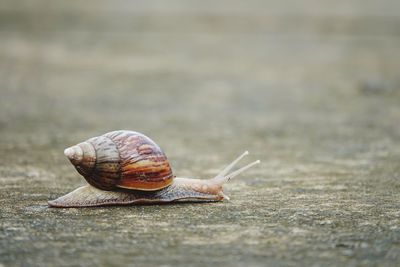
[48,130,260,208]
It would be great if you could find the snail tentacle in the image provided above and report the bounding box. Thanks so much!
[222,160,260,182]
[214,151,249,181]
[213,151,260,184]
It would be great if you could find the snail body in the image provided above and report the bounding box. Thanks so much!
[48,130,259,208]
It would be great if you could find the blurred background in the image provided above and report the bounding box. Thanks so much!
[1,0,400,266]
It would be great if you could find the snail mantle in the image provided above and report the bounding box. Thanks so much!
[48,130,260,208]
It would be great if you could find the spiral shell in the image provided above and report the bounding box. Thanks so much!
[64,130,174,191]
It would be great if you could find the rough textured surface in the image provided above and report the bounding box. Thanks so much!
[1,1,400,266]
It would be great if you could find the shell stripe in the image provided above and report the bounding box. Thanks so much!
[85,135,122,190]
[106,131,173,190]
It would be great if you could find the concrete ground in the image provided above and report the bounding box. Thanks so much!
[1,1,400,266]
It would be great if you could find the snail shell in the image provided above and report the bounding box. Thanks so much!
[64,130,174,191]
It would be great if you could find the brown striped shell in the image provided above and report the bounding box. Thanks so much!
[63,130,174,191]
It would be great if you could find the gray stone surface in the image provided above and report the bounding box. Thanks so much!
[1,0,400,266]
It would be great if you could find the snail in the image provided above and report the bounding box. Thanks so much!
[48,130,259,208]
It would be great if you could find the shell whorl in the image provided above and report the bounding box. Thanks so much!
[64,131,174,191]
[64,141,96,181]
